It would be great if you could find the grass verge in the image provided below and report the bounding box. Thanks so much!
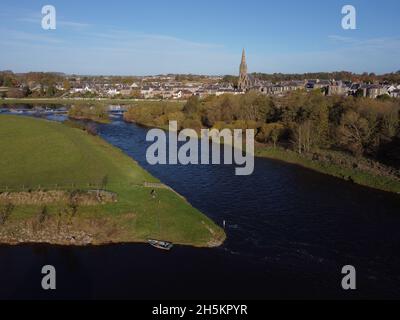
[0,115,225,247]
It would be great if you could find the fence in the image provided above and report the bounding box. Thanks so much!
[0,181,171,193]
[0,183,104,193]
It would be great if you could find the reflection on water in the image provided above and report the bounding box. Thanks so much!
[0,110,400,299]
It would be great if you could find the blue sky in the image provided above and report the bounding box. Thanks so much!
[0,0,399,75]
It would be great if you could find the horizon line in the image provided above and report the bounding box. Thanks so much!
[2,69,400,78]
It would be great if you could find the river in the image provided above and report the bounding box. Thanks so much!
[0,109,400,299]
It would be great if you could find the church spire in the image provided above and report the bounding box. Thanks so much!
[239,48,248,75]
[238,48,250,91]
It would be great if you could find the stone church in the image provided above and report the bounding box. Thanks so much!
[238,49,256,91]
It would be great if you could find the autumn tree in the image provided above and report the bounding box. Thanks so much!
[257,123,285,147]
[6,88,26,98]
[337,110,373,156]
[292,121,312,154]
[183,96,200,116]
[63,80,71,91]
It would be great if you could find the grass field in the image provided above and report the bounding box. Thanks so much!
[0,115,225,247]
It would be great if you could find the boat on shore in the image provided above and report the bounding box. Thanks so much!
[148,239,173,251]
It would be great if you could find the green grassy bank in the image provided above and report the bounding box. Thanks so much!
[0,115,225,247]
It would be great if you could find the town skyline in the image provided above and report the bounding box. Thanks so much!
[1,0,399,75]
[2,50,399,100]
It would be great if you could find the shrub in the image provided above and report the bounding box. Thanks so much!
[0,203,14,225]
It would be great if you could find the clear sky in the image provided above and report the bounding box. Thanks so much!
[0,0,399,75]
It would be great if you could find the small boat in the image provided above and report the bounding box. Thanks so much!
[148,239,173,251]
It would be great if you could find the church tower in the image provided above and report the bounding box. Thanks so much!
[238,49,250,91]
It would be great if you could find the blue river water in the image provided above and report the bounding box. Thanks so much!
[0,110,400,299]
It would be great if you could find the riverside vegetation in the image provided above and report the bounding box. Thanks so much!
[67,103,110,123]
[0,115,225,246]
[124,91,400,193]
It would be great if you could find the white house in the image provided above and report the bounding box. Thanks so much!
[141,86,154,99]
[130,83,139,89]
[107,88,120,96]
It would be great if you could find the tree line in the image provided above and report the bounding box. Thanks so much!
[124,91,400,167]
[221,71,400,85]
[249,71,400,84]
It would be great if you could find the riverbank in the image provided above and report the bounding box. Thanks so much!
[68,114,111,124]
[124,111,400,194]
[256,146,400,194]
[0,115,226,247]
[2,116,400,300]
